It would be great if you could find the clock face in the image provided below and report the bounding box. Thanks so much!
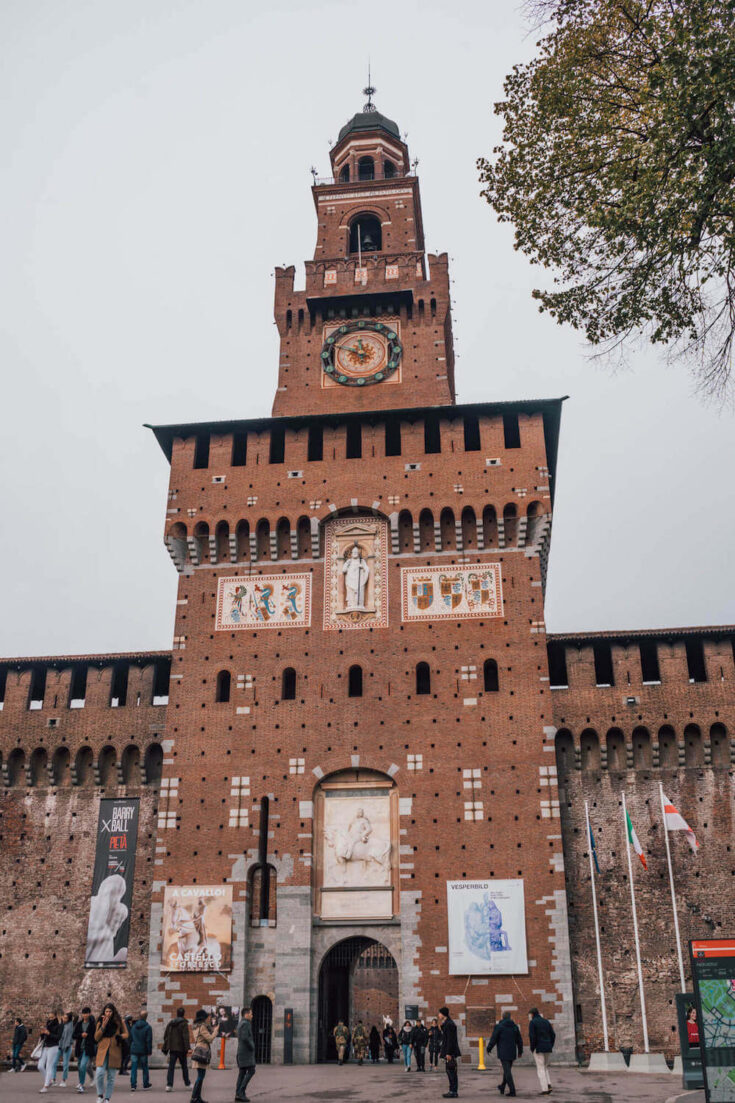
[321,321,402,386]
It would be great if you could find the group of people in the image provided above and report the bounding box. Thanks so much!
[11,1004,258,1103]
[486,1008,556,1097]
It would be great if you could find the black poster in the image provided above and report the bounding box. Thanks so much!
[84,798,140,968]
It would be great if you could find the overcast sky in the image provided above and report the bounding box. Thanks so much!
[1,0,733,658]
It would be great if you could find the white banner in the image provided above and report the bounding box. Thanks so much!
[447,879,528,975]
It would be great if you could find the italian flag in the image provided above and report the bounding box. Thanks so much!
[662,792,699,853]
[626,809,647,870]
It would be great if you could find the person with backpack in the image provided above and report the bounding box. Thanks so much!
[189,1008,218,1103]
[410,1019,429,1072]
[11,1016,27,1073]
[73,1007,97,1093]
[333,1020,350,1065]
[528,1007,555,1096]
[352,1020,367,1065]
[129,1010,153,1092]
[38,1010,62,1093]
[93,1002,129,1101]
[487,1011,523,1097]
[163,1007,192,1091]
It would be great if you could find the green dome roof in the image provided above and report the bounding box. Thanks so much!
[337,108,401,143]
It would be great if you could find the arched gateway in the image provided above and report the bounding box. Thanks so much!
[317,936,398,1062]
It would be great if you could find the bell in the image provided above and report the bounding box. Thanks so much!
[362,231,377,252]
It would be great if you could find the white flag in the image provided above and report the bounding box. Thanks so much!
[662,792,699,853]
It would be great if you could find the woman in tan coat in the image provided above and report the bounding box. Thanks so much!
[189,1009,219,1103]
[94,1002,129,1102]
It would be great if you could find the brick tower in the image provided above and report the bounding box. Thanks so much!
[147,92,574,1063]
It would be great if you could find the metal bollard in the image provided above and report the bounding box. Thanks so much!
[477,1037,486,1070]
[217,1035,227,1070]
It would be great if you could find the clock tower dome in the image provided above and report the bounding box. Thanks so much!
[272,89,455,415]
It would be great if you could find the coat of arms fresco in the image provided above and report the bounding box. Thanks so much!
[401,564,503,622]
[215,573,312,631]
[323,516,388,630]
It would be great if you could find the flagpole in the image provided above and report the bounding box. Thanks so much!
[659,783,686,991]
[585,799,609,1052]
[622,791,650,1053]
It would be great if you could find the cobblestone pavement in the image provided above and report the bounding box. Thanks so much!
[0,1063,702,1103]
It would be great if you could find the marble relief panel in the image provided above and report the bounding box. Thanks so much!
[323,516,388,630]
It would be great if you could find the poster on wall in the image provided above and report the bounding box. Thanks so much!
[446,880,528,976]
[84,798,140,968]
[215,574,312,630]
[401,564,503,622]
[162,885,233,972]
[690,938,735,1102]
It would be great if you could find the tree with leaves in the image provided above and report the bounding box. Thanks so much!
[478,0,735,397]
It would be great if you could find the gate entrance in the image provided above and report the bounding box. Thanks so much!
[252,995,272,1063]
[317,936,398,1062]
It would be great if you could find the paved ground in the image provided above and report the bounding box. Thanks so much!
[0,1063,703,1103]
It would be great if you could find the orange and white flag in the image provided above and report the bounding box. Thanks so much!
[662,792,699,853]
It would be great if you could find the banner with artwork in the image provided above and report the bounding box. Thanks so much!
[215,573,311,630]
[162,885,233,972]
[401,564,503,622]
[85,798,140,968]
[446,880,528,976]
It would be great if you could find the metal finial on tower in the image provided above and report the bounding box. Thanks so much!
[363,63,377,113]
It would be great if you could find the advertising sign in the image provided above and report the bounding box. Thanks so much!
[447,879,528,976]
[162,885,233,972]
[675,992,704,1090]
[84,798,140,968]
[690,939,735,1102]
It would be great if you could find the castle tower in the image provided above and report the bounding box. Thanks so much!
[147,92,574,1064]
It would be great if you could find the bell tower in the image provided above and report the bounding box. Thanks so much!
[272,88,455,416]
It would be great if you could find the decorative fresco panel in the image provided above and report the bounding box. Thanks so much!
[400,564,503,622]
[215,573,311,630]
[323,516,389,630]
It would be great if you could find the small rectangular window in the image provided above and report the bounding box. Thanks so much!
[0,666,6,710]
[193,433,210,469]
[28,666,46,710]
[639,640,661,684]
[593,642,614,687]
[152,658,171,705]
[547,642,569,688]
[685,638,707,683]
[424,416,441,454]
[308,424,323,461]
[346,421,362,459]
[231,431,247,467]
[68,665,87,709]
[503,413,521,449]
[463,416,481,452]
[385,418,402,456]
[110,663,129,708]
[269,425,285,464]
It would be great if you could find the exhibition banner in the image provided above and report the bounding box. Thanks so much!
[162,885,233,972]
[447,879,528,976]
[84,797,140,968]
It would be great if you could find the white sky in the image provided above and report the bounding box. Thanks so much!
[1,0,733,658]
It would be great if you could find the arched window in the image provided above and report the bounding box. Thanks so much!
[632,726,652,769]
[98,745,117,787]
[580,729,601,770]
[358,156,374,181]
[7,748,25,786]
[348,665,363,697]
[419,509,434,550]
[482,505,497,547]
[503,503,518,544]
[526,501,545,545]
[144,742,163,786]
[398,510,413,552]
[297,515,311,558]
[74,746,94,787]
[349,214,382,254]
[276,516,291,559]
[461,506,477,549]
[439,507,456,550]
[554,729,574,775]
[282,668,296,700]
[121,745,141,786]
[606,728,626,770]
[658,725,677,767]
[236,519,250,561]
[29,747,48,787]
[684,723,704,766]
[339,164,350,182]
[215,520,230,562]
[383,159,396,179]
[416,662,431,695]
[484,659,499,692]
[249,862,277,927]
[216,670,231,703]
[256,519,271,560]
[51,746,71,787]
[194,521,210,562]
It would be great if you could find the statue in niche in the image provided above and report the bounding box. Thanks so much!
[342,544,370,611]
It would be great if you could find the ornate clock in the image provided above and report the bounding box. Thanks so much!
[321,320,402,386]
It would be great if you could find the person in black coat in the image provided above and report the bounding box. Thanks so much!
[383,1023,397,1063]
[438,1006,461,1099]
[487,1012,523,1096]
[368,1025,381,1063]
[11,1017,27,1072]
[411,1020,429,1071]
[427,1018,441,1071]
[528,1007,555,1095]
[235,1006,255,1103]
[73,1008,97,1090]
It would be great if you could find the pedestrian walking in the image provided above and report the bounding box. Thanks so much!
[383,1023,397,1063]
[487,1011,523,1097]
[427,1018,441,1072]
[438,1006,461,1099]
[368,1025,381,1063]
[73,1007,97,1093]
[11,1016,28,1073]
[333,1020,349,1065]
[528,1007,555,1095]
[129,1011,153,1092]
[411,1019,429,1071]
[162,1007,192,1091]
[235,1006,255,1102]
[93,1002,129,1102]
[38,1010,62,1093]
[52,1012,75,1086]
[398,1020,414,1071]
[352,1020,367,1065]
[189,1008,218,1103]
